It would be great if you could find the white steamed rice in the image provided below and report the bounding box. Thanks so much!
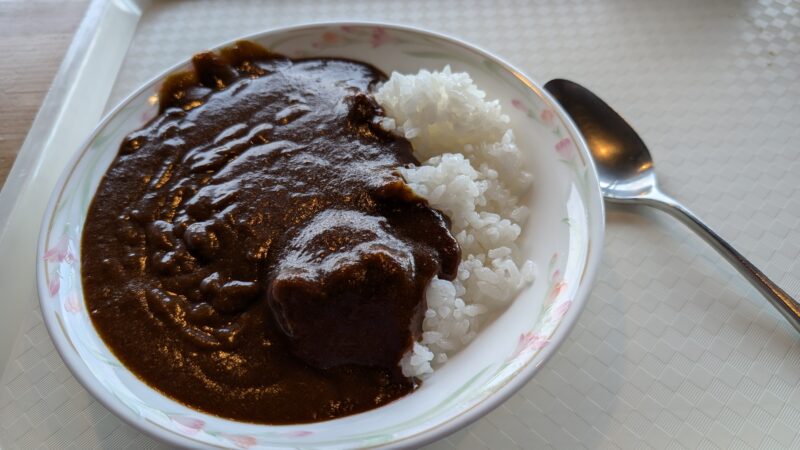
[373,66,536,377]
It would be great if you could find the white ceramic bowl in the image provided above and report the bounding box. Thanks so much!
[37,23,604,449]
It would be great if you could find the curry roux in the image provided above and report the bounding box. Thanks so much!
[81,41,461,423]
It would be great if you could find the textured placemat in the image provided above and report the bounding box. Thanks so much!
[3,0,799,448]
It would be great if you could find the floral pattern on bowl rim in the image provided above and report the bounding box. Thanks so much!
[37,23,604,449]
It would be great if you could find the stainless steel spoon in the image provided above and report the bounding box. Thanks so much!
[544,78,800,333]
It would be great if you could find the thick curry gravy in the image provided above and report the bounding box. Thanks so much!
[81,41,460,423]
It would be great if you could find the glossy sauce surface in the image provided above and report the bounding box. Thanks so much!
[81,41,460,423]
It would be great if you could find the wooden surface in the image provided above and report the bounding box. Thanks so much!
[0,0,89,188]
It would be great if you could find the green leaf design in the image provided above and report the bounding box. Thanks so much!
[90,347,123,367]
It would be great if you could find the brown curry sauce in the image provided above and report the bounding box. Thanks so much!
[81,41,460,423]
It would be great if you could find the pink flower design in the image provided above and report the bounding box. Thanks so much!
[371,27,391,48]
[511,331,549,359]
[312,31,342,49]
[553,300,573,320]
[550,268,561,284]
[539,108,556,127]
[340,25,357,33]
[555,138,574,160]
[548,280,566,303]
[221,434,258,449]
[64,292,80,313]
[44,235,74,263]
[48,274,60,296]
[322,31,340,44]
[169,415,205,435]
[283,430,313,437]
[511,99,529,113]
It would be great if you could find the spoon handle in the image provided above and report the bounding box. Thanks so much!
[642,189,800,333]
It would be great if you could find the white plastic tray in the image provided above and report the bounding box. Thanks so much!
[2,0,799,448]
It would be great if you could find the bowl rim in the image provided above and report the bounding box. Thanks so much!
[36,20,605,449]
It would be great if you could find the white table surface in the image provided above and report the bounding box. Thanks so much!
[2,0,799,448]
